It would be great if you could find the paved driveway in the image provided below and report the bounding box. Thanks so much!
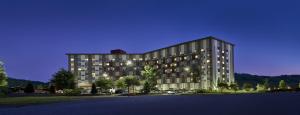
[1,93,300,115]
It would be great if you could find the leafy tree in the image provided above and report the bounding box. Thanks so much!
[24,83,35,93]
[298,82,300,88]
[243,83,253,91]
[49,85,56,94]
[141,65,157,91]
[51,68,75,90]
[115,78,126,89]
[217,82,228,92]
[124,76,140,94]
[142,81,151,94]
[96,78,113,93]
[91,83,98,95]
[229,83,239,93]
[0,63,8,96]
[256,83,266,92]
[263,78,269,90]
[279,80,286,90]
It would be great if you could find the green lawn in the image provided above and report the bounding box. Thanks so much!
[0,96,91,105]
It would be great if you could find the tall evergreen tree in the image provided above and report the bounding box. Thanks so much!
[91,83,98,95]
[142,81,151,94]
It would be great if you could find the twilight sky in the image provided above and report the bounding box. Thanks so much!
[0,0,300,82]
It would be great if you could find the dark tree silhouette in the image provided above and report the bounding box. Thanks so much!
[91,83,98,95]
[24,83,35,93]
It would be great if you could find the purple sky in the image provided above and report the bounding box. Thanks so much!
[0,0,300,82]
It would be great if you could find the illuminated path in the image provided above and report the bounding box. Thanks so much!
[1,93,300,115]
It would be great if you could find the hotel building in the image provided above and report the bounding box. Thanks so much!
[66,36,235,91]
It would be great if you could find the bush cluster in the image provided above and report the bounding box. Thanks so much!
[63,89,82,96]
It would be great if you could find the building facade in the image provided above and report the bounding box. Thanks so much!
[67,36,235,91]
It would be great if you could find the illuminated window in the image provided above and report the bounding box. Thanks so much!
[70,58,74,61]
[103,73,108,77]
[184,67,190,72]
[126,60,132,65]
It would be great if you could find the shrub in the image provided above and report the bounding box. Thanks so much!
[218,82,228,92]
[229,83,239,92]
[243,83,253,91]
[195,89,207,94]
[63,89,81,96]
